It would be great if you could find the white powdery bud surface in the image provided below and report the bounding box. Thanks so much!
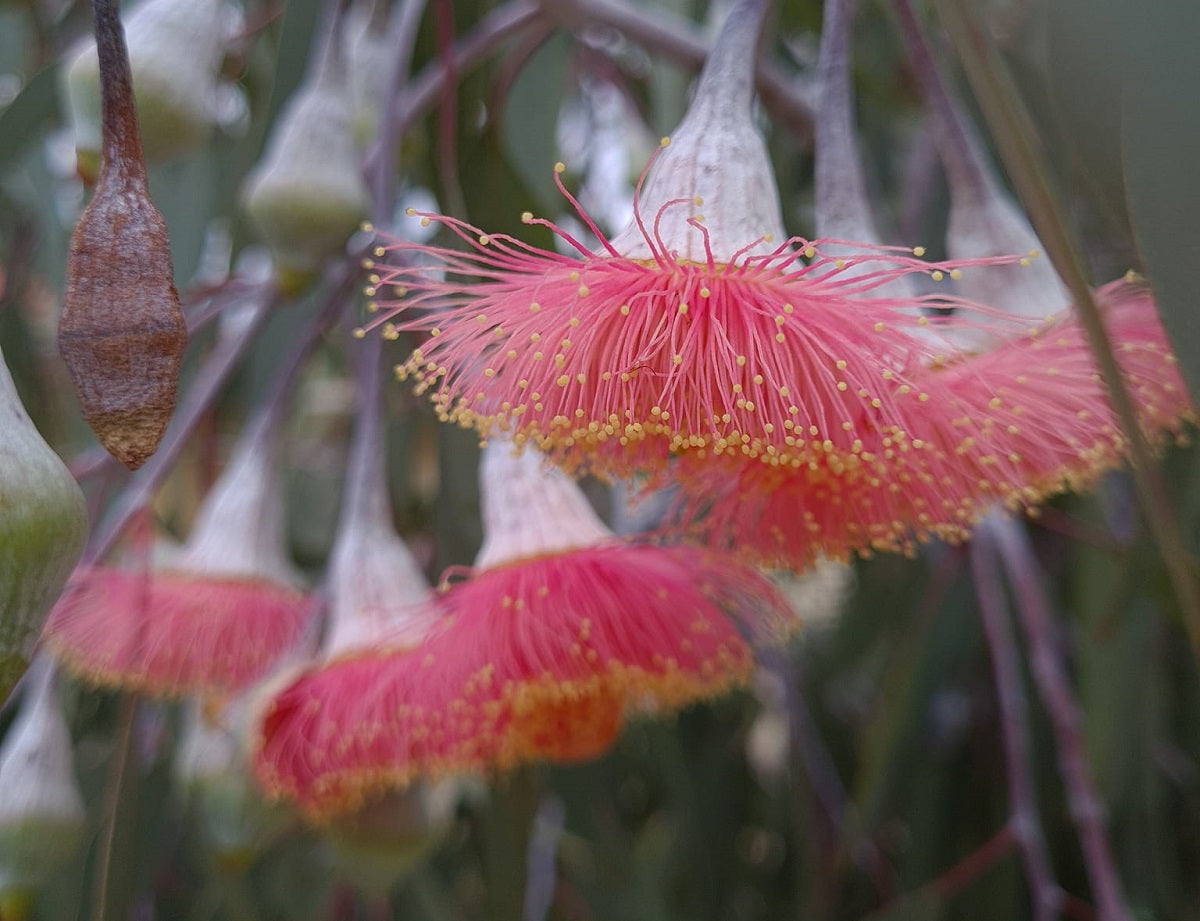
[473,441,612,571]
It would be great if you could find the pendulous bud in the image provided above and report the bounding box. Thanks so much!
[0,346,88,701]
[0,660,87,918]
[241,39,368,291]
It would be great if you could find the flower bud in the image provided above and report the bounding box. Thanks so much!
[61,0,228,180]
[0,660,86,916]
[0,347,87,700]
[241,43,368,289]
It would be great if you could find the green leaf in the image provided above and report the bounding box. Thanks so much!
[0,63,60,172]
[1121,0,1200,404]
[500,31,571,214]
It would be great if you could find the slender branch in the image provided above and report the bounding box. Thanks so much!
[969,533,1062,921]
[82,289,274,565]
[546,0,814,139]
[760,646,897,898]
[932,0,1200,656]
[91,693,139,921]
[369,0,430,223]
[989,515,1132,921]
[363,0,544,183]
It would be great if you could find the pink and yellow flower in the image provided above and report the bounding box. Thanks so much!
[44,417,315,696]
[255,444,787,818]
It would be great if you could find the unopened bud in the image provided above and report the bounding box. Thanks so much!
[241,43,368,289]
[0,661,86,914]
[0,349,87,699]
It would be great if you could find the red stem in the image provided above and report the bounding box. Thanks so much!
[91,0,145,177]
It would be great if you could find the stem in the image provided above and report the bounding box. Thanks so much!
[548,0,813,139]
[932,0,1200,657]
[338,333,391,540]
[369,0,429,223]
[364,0,543,183]
[90,0,144,173]
[82,290,274,565]
[989,515,1132,921]
[888,0,994,202]
[814,0,879,241]
[91,693,139,921]
[970,531,1062,921]
[485,767,541,921]
[759,646,897,898]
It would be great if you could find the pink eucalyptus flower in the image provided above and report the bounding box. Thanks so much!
[255,442,788,818]
[665,0,1194,569]
[363,1,1019,483]
[44,417,315,696]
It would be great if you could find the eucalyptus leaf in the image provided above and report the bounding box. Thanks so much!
[1121,0,1200,404]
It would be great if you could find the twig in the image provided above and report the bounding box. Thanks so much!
[546,0,814,140]
[363,0,544,183]
[932,0,1200,658]
[989,515,1132,921]
[969,530,1062,921]
[81,287,274,565]
[91,693,139,921]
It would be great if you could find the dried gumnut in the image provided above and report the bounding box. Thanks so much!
[58,0,187,471]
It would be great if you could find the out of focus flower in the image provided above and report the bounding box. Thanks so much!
[0,344,87,699]
[44,415,315,696]
[253,338,441,820]
[61,0,229,180]
[0,659,86,921]
[241,36,368,290]
[257,440,787,817]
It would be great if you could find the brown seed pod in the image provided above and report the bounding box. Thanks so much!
[58,0,186,471]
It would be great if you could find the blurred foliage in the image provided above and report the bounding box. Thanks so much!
[0,0,1198,919]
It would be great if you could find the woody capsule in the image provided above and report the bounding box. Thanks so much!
[59,0,187,471]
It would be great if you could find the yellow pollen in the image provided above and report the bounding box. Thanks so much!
[419,217,430,227]
[912,245,926,257]
[529,302,540,313]
[673,354,683,365]
[521,211,533,223]
[678,303,689,314]
[530,332,541,342]
[578,285,589,297]
[949,269,963,280]
[775,333,785,343]
[804,246,816,258]
[836,360,847,371]
[478,234,489,245]
[753,374,764,385]
[568,317,580,327]
[874,322,885,332]
[836,381,848,391]
[352,327,365,339]
[660,137,671,147]
[700,287,711,298]
[736,355,747,366]
[554,161,566,173]
[931,270,945,282]
[619,304,630,316]
[775,316,786,326]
